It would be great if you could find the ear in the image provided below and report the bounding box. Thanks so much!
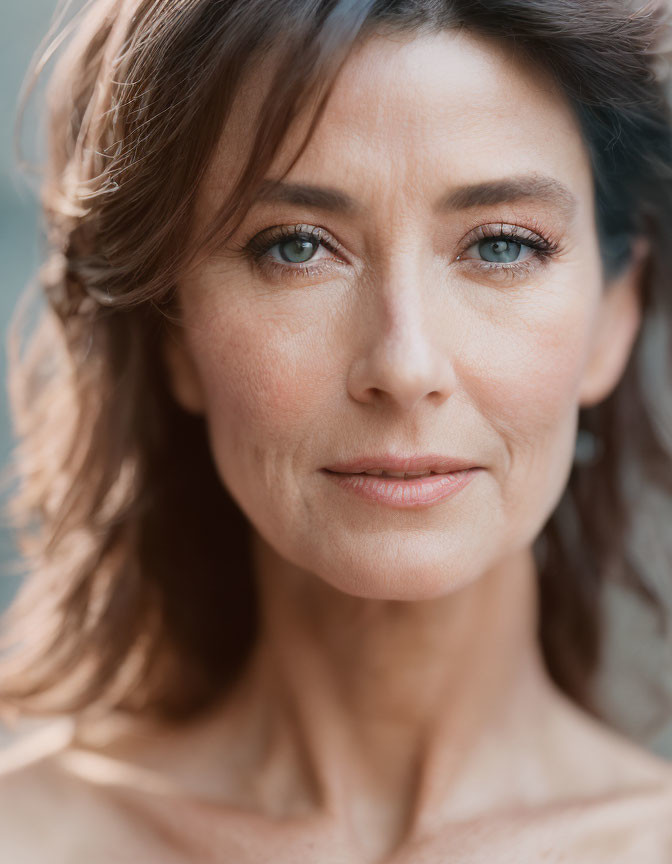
[161,321,207,415]
[578,238,648,408]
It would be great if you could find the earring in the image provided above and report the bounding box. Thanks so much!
[573,428,603,466]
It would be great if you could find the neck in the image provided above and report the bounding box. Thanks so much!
[239,532,559,855]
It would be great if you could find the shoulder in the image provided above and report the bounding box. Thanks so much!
[421,773,672,863]
[489,688,672,861]
[0,720,81,862]
[532,720,672,862]
[0,717,77,801]
[0,718,156,864]
[541,774,672,862]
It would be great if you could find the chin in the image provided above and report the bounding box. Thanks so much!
[310,546,487,602]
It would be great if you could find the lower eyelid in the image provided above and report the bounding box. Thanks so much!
[257,248,344,281]
[459,253,553,283]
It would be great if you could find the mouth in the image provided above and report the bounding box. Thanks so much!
[324,468,443,479]
[323,454,477,476]
[321,464,479,508]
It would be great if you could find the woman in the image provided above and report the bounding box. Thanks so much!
[1,0,672,859]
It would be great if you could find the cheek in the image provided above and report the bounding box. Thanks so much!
[185,306,331,456]
[459,279,600,537]
[480,315,588,433]
[461,272,600,440]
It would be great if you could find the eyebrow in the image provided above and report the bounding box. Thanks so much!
[253,173,578,220]
[441,174,578,219]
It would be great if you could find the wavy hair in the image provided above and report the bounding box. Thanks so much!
[2,0,672,726]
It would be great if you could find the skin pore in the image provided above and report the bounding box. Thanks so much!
[2,24,672,864]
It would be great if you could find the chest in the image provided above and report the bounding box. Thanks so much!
[13,784,672,864]
[88,793,672,864]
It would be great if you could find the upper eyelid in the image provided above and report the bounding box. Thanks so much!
[461,222,553,248]
[247,224,343,255]
[250,221,551,247]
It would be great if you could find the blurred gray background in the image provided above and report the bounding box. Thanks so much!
[0,2,58,609]
[1,0,671,759]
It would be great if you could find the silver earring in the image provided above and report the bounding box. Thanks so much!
[573,428,603,466]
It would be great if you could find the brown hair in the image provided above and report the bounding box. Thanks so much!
[2,0,672,727]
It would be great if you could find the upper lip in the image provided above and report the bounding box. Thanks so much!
[324,454,477,474]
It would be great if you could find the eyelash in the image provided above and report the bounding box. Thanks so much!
[239,221,561,284]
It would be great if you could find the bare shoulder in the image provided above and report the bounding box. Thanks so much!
[642,756,672,823]
[538,719,672,863]
[0,720,83,862]
[563,698,672,843]
[407,768,672,864]
[0,719,165,864]
[0,718,77,803]
[548,769,672,863]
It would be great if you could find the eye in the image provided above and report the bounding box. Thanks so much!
[238,220,560,284]
[281,238,315,263]
[269,234,326,264]
[241,223,344,280]
[456,223,560,282]
[462,237,535,265]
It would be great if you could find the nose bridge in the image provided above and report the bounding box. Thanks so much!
[347,252,456,411]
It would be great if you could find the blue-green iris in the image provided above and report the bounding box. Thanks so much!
[279,237,317,263]
[478,238,521,263]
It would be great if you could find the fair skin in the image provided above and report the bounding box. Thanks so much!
[1,26,672,864]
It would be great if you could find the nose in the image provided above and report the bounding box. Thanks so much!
[346,264,458,413]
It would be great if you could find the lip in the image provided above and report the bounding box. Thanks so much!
[322,466,479,508]
[323,454,477,474]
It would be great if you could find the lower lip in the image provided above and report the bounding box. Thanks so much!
[322,468,479,508]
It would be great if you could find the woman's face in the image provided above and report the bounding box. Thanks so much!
[167,29,642,600]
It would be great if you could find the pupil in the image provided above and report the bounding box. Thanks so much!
[280,236,317,263]
[479,238,521,263]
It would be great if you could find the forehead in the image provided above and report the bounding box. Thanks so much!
[201,27,592,218]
